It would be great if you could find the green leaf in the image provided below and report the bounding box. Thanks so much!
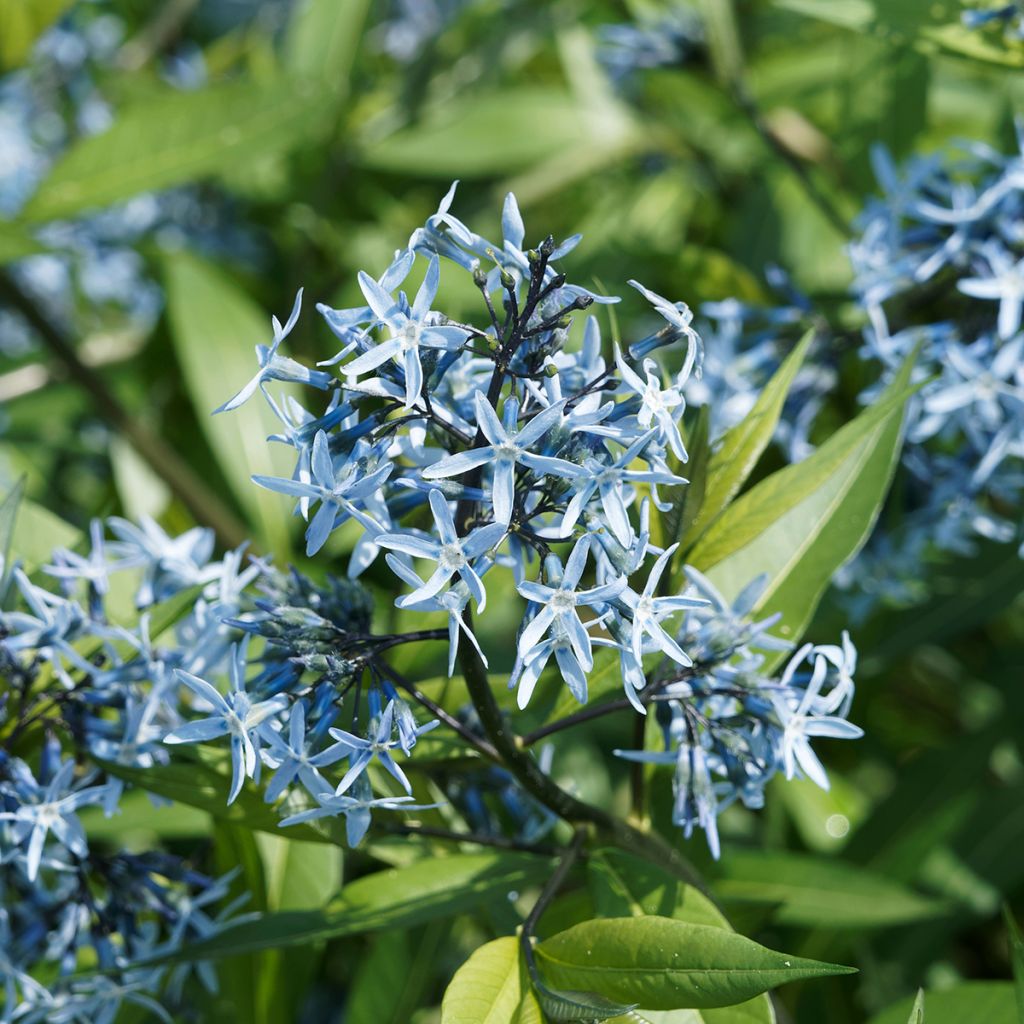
[146,851,551,963]
[535,917,854,1010]
[1003,907,1024,1023]
[868,984,1017,1024]
[163,249,298,551]
[23,78,327,222]
[682,330,814,552]
[0,0,73,70]
[0,476,24,597]
[0,223,43,265]
[347,931,415,1024]
[774,0,1024,67]
[6,493,80,575]
[588,849,728,930]
[442,936,528,1024]
[284,0,369,93]
[586,851,773,1024]
[98,746,343,846]
[710,851,947,928]
[358,88,636,179]
[256,833,343,911]
[908,990,926,1024]
[689,354,916,658]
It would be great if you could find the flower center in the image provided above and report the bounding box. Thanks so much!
[550,589,576,613]
[438,543,466,570]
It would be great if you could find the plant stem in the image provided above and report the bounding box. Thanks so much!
[457,629,706,890]
[520,827,586,975]
[520,667,697,747]
[377,659,501,763]
[0,271,249,548]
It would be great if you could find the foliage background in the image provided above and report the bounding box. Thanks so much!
[1,0,1023,1021]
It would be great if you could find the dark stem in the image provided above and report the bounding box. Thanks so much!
[519,666,697,747]
[457,625,706,889]
[377,659,501,763]
[0,271,249,548]
[520,827,586,978]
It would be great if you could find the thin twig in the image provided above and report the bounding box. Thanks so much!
[0,271,249,548]
[376,659,501,763]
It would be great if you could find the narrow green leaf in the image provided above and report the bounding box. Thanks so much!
[347,931,415,1024]
[710,851,947,928]
[6,493,80,575]
[868,983,1017,1024]
[442,936,526,1024]
[23,78,327,222]
[689,354,916,659]
[0,476,25,597]
[98,746,343,846]
[683,330,814,551]
[535,917,854,1010]
[358,88,636,179]
[256,833,343,911]
[1003,907,1024,1024]
[908,989,925,1024]
[144,852,551,964]
[588,849,727,930]
[284,0,369,92]
[163,249,297,551]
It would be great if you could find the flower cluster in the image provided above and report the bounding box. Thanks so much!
[0,188,867,1015]
[842,135,1024,609]
[615,569,860,856]
[961,2,1024,39]
[209,183,862,855]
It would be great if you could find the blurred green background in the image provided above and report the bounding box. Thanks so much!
[2,1,1024,1021]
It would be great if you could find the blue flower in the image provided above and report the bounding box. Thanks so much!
[164,643,288,804]
[376,488,506,609]
[343,255,468,409]
[0,757,106,881]
[253,431,394,556]
[559,429,684,544]
[613,346,690,460]
[279,775,436,847]
[771,642,863,790]
[214,290,332,414]
[617,544,706,667]
[422,393,579,526]
[326,699,438,796]
[958,246,1024,339]
[259,702,352,803]
[516,536,627,670]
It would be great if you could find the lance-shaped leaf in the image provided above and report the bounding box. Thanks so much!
[689,351,917,663]
[441,937,537,1024]
[709,851,948,928]
[23,78,328,222]
[868,983,1017,1024]
[99,746,343,847]
[535,917,854,1010]
[587,850,773,1023]
[142,852,551,964]
[163,250,298,552]
[681,329,814,553]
